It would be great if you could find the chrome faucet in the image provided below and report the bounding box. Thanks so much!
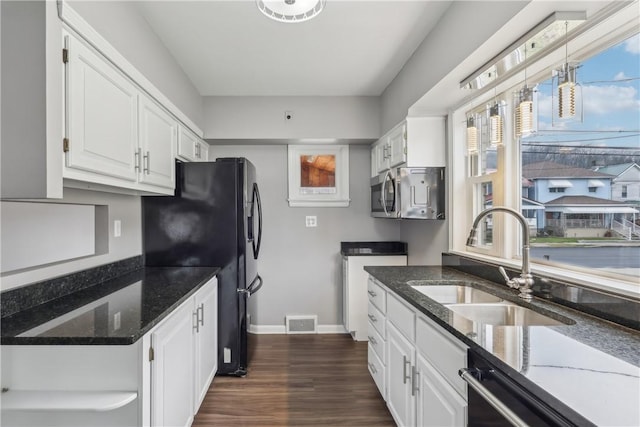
[466,207,534,301]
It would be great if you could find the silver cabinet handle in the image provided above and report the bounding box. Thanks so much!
[134,148,141,172]
[403,356,411,384]
[368,314,377,322]
[368,335,377,345]
[368,290,377,297]
[192,310,199,333]
[459,369,530,427]
[143,151,150,174]
[368,362,377,374]
[195,142,200,158]
[198,303,204,327]
[411,366,419,396]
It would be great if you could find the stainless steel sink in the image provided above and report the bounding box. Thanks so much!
[446,303,573,326]
[411,284,504,304]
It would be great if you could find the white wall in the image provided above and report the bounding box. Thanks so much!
[209,144,401,328]
[67,0,203,129]
[400,220,449,266]
[380,1,528,133]
[0,189,141,291]
[203,96,380,141]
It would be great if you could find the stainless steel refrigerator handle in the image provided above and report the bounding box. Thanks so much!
[252,183,262,260]
[459,368,530,427]
[247,275,263,296]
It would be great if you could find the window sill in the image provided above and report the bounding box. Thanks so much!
[450,250,640,301]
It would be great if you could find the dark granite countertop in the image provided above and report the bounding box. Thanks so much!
[1,267,219,345]
[364,266,640,427]
[340,241,408,256]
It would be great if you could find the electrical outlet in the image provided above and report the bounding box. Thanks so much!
[114,220,122,237]
[305,216,317,227]
[224,348,231,363]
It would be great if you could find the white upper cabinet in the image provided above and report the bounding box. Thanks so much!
[63,32,182,194]
[138,94,177,189]
[371,117,446,177]
[178,125,210,162]
[65,34,139,183]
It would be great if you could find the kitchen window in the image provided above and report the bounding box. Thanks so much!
[451,6,639,295]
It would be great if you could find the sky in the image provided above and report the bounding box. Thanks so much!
[529,33,640,149]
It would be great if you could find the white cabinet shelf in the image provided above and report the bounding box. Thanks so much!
[1,390,137,412]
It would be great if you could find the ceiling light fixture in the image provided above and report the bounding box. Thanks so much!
[553,21,582,121]
[489,102,503,148]
[515,43,536,138]
[257,0,326,23]
[466,116,479,154]
[460,11,586,90]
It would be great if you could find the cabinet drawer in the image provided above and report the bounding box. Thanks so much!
[367,321,385,364]
[416,315,467,398]
[367,301,386,339]
[368,343,385,400]
[387,293,415,341]
[367,278,386,313]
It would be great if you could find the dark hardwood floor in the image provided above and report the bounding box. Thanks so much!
[193,333,395,426]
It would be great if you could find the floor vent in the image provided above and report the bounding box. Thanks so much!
[285,315,318,334]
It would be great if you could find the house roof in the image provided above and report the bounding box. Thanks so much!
[522,161,613,179]
[545,195,629,206]
[595,163,639,177]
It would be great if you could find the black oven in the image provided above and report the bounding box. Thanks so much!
[461,349,593,427]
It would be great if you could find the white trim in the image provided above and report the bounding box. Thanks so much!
[449,250,640,300]
[317,324,349,334]
[548,180,573,188]
[57,0,203,138]
[248,324,348,334]
[248,324,285,334]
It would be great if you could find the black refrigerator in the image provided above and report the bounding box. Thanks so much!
[142,158,263,376]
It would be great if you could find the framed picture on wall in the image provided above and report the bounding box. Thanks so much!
[287,145,350,207]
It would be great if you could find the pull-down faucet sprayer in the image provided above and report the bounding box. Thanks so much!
[466,207,534,301]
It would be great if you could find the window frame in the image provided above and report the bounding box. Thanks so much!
[449,6,640,298]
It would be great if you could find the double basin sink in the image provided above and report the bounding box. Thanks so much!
[408,280,573,327]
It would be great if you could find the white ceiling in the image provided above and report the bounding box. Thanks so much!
[137,0,451,97]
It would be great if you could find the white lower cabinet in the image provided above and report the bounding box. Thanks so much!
[386,322,416,427]
[151,277,218,427]
[193,280,218,412]
[151,301,195,427]
[0,277,218,427]
[415,354,467,427]
[367,276,468,426]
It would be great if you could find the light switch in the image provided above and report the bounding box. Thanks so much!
[114,220,122,237]
[305,216,317,227]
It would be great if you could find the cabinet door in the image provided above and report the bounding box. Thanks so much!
[389,123,407,167]
[196,141,209,161]
[151,301,195,427]
[386,322,415,427]
[416,355,467,427]
[194,278,218,412]
[138,94,177,189]
[65,35,138,182]
[177,125,197,162]
[375,140,390,173]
